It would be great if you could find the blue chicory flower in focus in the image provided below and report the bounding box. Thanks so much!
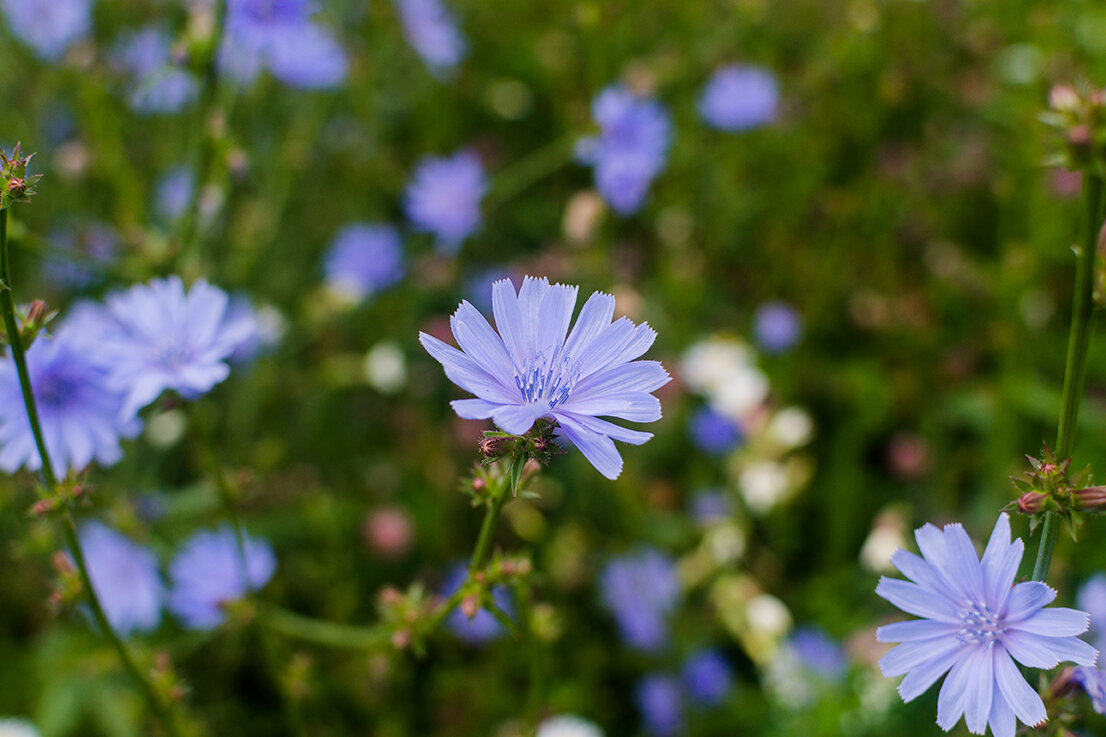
[220,0,347,90]
[753,301,802,354]
[599,547,680,651]
[636,674,683,737]
[323,223,405,302]
[698,64,779,132]
[114,27,199,115]
[790,625,847,681]
[1071,666,1106,715]
[442,564,513,644]
[168,525,276,630]
[404,150,486,254]
[1078,573,1106,655]
[81,522,165,636]
[1,0,91,61]
[681,648,733,707]
[578,85,671,215]
[419,276,670,479]
[394,0,466,75]
[688,405,742,455]
[96,276,260,419]
[0,320,141,474]
[876,513,1097,737]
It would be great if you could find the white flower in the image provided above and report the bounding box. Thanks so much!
[740,460,792,514]
[536,715,605,737]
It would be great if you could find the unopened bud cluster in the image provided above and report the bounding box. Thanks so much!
[1041,85,1106,172]
[1009,446,1103,536]
[479,418,563,467]
[29,479,89,518]
[0,300,57,349]
[376,583,437,653]
[0,143,43,210]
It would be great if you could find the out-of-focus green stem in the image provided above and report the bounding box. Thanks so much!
[1032,173,1105,582]
[1,208,184,736]
[259,605,392,650]
[468,458,519,571]
[485,134,577,213]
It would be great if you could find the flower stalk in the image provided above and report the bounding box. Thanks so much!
[1032,172,1105,582]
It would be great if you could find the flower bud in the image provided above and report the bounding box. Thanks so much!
[1050,84,1081,114]
[391,629,411,650]
[480,435,515,458]
[1074,486,1106,511]
[379,586,403,607]
[460,595,479,620]
[1017,491,1047,514]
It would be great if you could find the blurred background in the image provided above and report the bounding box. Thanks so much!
[2,0,1106,735]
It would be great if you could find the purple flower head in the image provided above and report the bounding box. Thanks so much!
[155,167,195,223]
[753,301,801,354]
[599,547,680,651]
[168,525,276,630]
[681,648,733,706]
[1078,573,1106,655]
[1,0,91,61]
[688,406,743,455]
[688,489,732,525]
[698,65,779,132]
[419,276,670,479]
[42,222,117,289]
[115,27,198,115]
[404,151,486,254]
[221,0,347,89]
[442,564,513,644]
[579,86,670,215]
[636,674,683,737]
[790,626,847,681]
[394,0,466,75]
[96,277,260,419]
[323,223,405,302]
[876,513,1097,737]
[80,522,164,636]
[1071,666,1106,715]
[0,322,140,474]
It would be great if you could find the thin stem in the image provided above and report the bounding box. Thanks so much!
[484,134,577,213]
[259,604,392,650]
[468,458,519,571]
[1032,173,1105,582]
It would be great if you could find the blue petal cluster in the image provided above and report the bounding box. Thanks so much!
[687,406,743,455]
[1,0,91,61]
[81,522,165,636]
[599,547,680,650]
[394,0,467,75]
[404,151,486,253]
[681,648,734,706]
[790,626,846,680]
[114,27,198,115]
[578,85,671,215]
[753,301,802,354]
[1077,573,1106,654]
[42,222,117,289]
[636,674,683,737]
[154,167,195,223]
[323,223,405,302]
[221,0,348,90]
[1071,666,1106,714]
[441,564,514,644]
[168,525,276,630]
[876,513,1097,737]
[420,276,669,479]
[0,320,140,474]
[698,65,779,132]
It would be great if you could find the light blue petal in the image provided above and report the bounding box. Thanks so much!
[419,332,516,404]
[877,619,960,644]
[491,278,525,368]
[1002,630,1064,668]
[1007,607,1089,637]
[573,317,635,377]
[942,523,984,601]
[890,549,952,595]
[1031,634,1097,666]
[560,392,662,423]
[880,637,958,676]
[915,523,969,603]
[980,514,1013,600]
[935,649,974,731]
[492,405,541,435]
[450,301,517,386]
[993,647,1046,728]
[571,361,670,401]
[563,291,615,359]
[896,639,963,702]
[876,578,961,623]
[450,398,500,420]
[557,413,623,480]
[964,645,993,734]
[516,276,549,358]
[556,411,653,445]
[1002,581,1056,621]
[986,677,1016,737]
[535,282,578,355]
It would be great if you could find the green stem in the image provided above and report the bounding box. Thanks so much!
[484,135,576,213]
[1032,173,1105,582]
[194,405,251,587]
[259,605,392,650]
[0,209,183,735]
[468,458,520,571]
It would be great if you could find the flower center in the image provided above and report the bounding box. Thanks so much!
[37,368,79,411]
[514,347,580,410]
[957,601,1004,645]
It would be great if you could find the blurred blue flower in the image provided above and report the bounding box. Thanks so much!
[1,0,91,61]
[42,222,117,289]
[442,564,513,644]
[225,298,283,364]
[599,547,680,651]
[687,406,742,455]
[790,626,846,681]
[419,276,669,479]
[681,648,733,707]
[636,675,683,737]
[578,85,671,215]
[698,65,779,132]
[0,322,140,475]
[97,277,260,419]
[688,488,732,525]
[876,513,1096,737]
[753,301,802,354]
[323,223,405,302]
[155,167,195,223]
[80,522,165,636]
[221,0,347,89]
[404,150,486,253]
[1078,573,1106,654]
[1072,666,1106,715]
[168,525,276,630]
[394,0,466,75]
[115,27,199,114]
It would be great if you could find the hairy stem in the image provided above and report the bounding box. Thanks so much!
[1032,173,1105,582]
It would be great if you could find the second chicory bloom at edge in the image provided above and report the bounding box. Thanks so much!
[876,513,1097,737]
[419,276,670,479]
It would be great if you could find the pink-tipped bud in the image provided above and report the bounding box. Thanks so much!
[1074,486,1106,511]
[460,595,479,620]
[472,477,486,492]
[480,435,513,458]
[379,586,403,607]
[1017,491,1047,514]
[52,551,75,576]
[515,558,532,576]
[7,178,26,198]
[1050,84,1081,114]
[391,629,411,650]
